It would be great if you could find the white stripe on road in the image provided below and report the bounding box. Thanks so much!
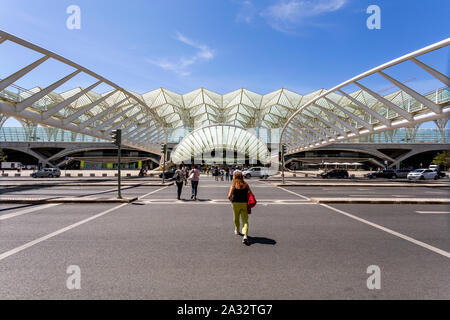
[138,199,313,205]
[415,211,450,214]
[0,203,128,262]
[276,187,310,200]
[321,204,450,259]
[0,185,169,262]
[138,186,170,199]
[0,204,60,221]
[0,186,122,221]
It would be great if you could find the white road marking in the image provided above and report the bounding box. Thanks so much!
[0,186,124,221]
[277,187,310,200]
[138,199,313,205]
[138,186,170,199]
[415,211,450,214]
[0,204,60,221]
[0,185,170,262]
[0,203,128,262]
[321,204,450,259]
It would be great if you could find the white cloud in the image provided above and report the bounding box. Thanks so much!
[236,0,256,24]
[147,32,215,76]
[261,0,347,33]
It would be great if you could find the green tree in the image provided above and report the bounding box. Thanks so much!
[0,148,7,162]
[431,151,449,169]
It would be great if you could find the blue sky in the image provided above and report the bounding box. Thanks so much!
[0,0,449,128]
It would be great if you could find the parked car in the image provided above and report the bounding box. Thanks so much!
[320,169,349,179]
[31,168,61,178]
[428,165,446,178]
[407,169,438,180]
[366,169,410,179]
[159,167,177,179]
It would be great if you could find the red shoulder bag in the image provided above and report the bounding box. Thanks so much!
[247,191,257,214]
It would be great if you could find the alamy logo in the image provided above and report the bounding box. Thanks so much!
[66,265,81,290]
[66,5,81,30]
[366,265,381,290]
[366,5,381,30]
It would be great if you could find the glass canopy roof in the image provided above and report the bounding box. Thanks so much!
[139,88,325,130]
[171,124,270,164]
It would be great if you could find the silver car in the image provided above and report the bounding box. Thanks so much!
[31,168,61,178]
[407,169,438,180]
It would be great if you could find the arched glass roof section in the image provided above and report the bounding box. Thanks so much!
[281,38,450,154]
[171,124,270,164]
[0,30,166,154]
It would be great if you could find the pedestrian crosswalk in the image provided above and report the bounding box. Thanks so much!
[137,199,313,205]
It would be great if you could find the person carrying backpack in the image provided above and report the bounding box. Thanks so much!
[174,164,187,200]
[227,171,253,244]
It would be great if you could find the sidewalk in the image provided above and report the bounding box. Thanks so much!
[275,182,449,188]
[0,197,138,204]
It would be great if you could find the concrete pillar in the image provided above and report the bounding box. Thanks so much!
[434,119,448,143]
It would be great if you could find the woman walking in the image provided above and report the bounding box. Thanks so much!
[189,165,200,200]
[174,164,186,200]
[227,171,252,244]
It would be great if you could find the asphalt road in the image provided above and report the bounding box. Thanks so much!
[0,177,449,299]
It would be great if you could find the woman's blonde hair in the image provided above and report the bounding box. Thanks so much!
[232,172,248,189]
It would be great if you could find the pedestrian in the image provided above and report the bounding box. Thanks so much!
[214,166,219,182]
[189,165,201,200]
[225,168,230,181]
[174,164,187,200]
[220,168,224,181]
[182,164,188,185]
[227,171,252,244]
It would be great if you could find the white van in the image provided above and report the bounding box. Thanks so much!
[242,167,272,178]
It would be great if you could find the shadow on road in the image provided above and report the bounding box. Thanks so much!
[247,236,276,246]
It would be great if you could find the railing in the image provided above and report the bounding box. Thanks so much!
[348,128,449,144]
[0,127,107,142]
[0,81,59,112]
[2,126,446,144]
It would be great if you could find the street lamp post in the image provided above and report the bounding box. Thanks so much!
[281,144,286,185]
[161,143,166,183]
[112,129,122,199]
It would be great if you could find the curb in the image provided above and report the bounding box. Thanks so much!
[0,197,138,204]
[310,197,450,204]
[275,183,449,188]
[1,182,174,187]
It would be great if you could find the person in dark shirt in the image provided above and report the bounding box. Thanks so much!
[227,171,253,244]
